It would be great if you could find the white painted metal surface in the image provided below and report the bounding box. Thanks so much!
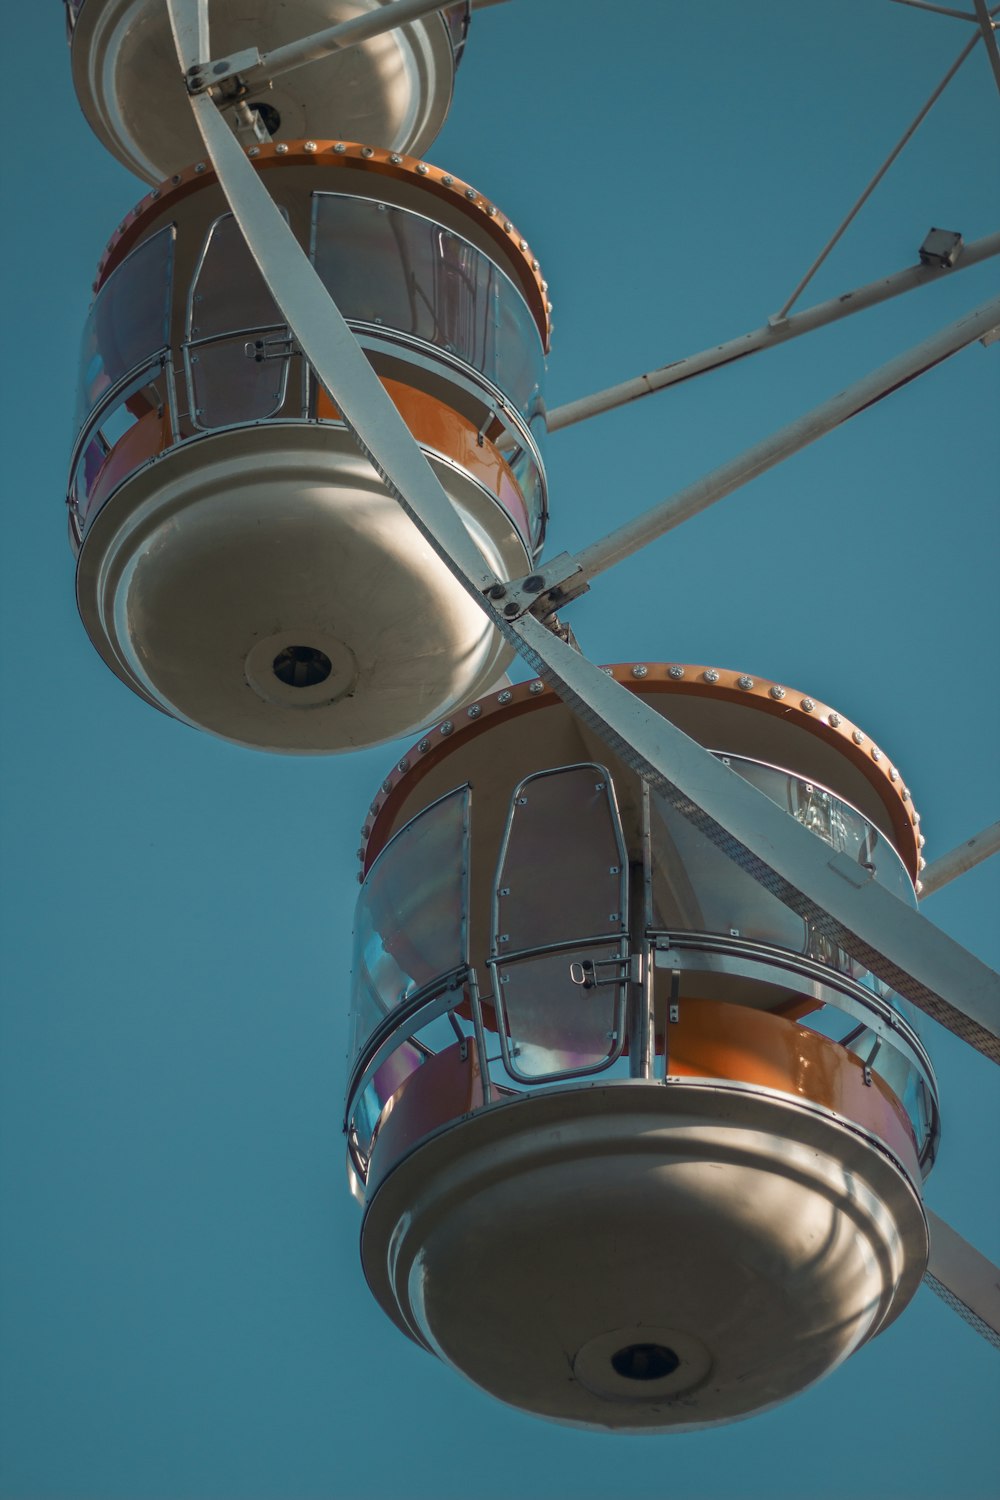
[73,0,464,181]
[920,821,1000,896]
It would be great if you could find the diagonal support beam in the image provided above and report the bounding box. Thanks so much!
[167,0,1000,1065]
[563,293,1000,585]
[546,231,1000,432]
[973,0,1000,91]
[924,1209,1000,1349]
[920,821,1000,896]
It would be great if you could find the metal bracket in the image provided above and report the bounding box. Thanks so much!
[568,956,630,990]
[244,333,295,362]
[483,551,589,622]
[185,48,264,95]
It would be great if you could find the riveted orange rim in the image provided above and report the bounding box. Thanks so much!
[359,663,923,882]
[94,139,551,350]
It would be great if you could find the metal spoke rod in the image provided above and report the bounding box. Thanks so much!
[547,231,1000,431]
[920,821,1000,896]
[973,0,1000,91]
[206,0,462,88]
[567,292,1000,585]
[889,0,984,22]
[772,29,981,321]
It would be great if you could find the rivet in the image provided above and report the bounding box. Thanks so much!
[503,220,513,232]
[440,721,454,736]
[871,747,882,761]
[356,849,365,861]
[852,730,865,745]
[487,583,507,600]
[704,669,720,684]
[247,147,259,157]
[361,146,375,158]
[498,690,512,704]
[532,259,540,271]
[919,857,927,871]
[602,667,614,676]
[442,174,454,184]
[889,767,899,782]
[194,162,206,173]
[390,153,402,164]
[333,143,346,153]
[382,779,392,793]
[519,238,528,250]
[362,824,371,838]
[418,739,431,753]
[828,713,842,727]
[397,758,410,773]
[465,187,477,200]
[918,833,926,848]
[150,189,161,199]
[529,681,544,694]
[631,665,648,679]
[902,787,911,801]
[915,880,924,896]
[467,704,482,718]
[486,205,497,216]
[668,665,684,679]
[276,143,288,154]
[304,140,317,152]
[541,279,548,291]
[171,174,181,184]
[416,162,429,174]
[737,675,754,690]
[912,811,921,825]
[769,685,785,700]
[546,301,554,313]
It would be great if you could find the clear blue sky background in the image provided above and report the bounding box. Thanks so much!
[1,4,998,1498]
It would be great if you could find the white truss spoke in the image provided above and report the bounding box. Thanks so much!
[920,821,1000,896]
[547,231,1000,431]
[564,293,1000,584]
[165,0,210,73]
[889,0,984,22]
[924,1210,1000,1348]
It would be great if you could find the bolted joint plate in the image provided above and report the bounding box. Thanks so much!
[187,46,264,95]
[486,551,588,621]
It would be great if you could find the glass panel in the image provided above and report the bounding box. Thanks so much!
[349,786,470,1064]
[189,212,286,338]
[311,194,544,430]
[496,943,624,1080]
[650,754,918,1000]
[75,227,173,435]
[70,365,168,527]
[494,765,626,954]
[189,336,289,429]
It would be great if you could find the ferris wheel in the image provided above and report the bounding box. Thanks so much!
[61,0,999,1432]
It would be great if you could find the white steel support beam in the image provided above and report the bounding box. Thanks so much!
[889,1,984,25]
[565,293,1000,585]
[546,231,1000,431]
[167,0,1000,1066]
[920,821,1000,896]
[924,1210,1000,1349]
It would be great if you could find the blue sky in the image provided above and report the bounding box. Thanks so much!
[1,3,998,1498]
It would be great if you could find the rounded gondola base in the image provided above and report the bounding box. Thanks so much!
[361,1081,927,1432]
[75,424,524,754]
[69,0,464,182]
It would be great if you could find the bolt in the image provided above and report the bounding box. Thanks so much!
[668,665,684,679]
[417,162,429,174]
[418,739,431,753]
[212,60,231,74]
[631,665,648,678]
[440,721,454,736]
[498,690,513,704]
[487,583,507,600]
[333,143,346,153]
[852,730,865,745]
[467,705,482,718]
[523,574,546,593]
[769,685,785,700]
[442,174,454,185]
[503,602,520,618]
[529,681,544,694]
[828,713,842,728]
[361,146,374,158]
[704,669,719,684]
[737,675,754,690]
